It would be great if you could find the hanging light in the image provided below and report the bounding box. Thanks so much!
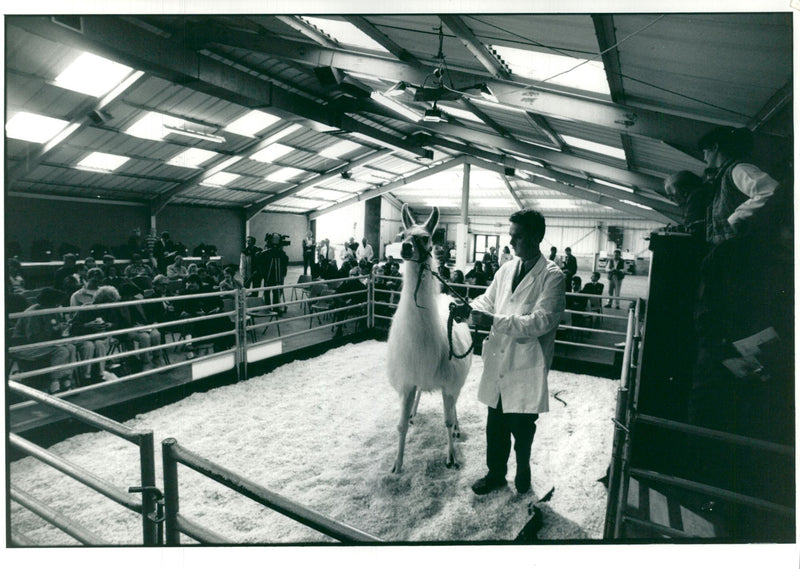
[423,103,447,123]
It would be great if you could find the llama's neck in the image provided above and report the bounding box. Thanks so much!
[399,257,439,309]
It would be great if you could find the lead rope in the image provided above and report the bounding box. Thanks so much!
[421,265,478,360]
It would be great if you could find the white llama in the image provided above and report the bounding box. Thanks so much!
[387,205,472,473]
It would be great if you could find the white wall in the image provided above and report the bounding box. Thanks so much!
[379,199,403,261]
[248,212,308,263]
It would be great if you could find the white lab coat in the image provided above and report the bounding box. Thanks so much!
[470,254,565,414]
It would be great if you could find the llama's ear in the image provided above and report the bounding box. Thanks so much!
[423,206,439,234]
[401,203,416,230]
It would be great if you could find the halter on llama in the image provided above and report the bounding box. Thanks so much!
[387,205,473,473]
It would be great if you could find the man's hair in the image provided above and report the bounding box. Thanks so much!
[565,247,572,253]
[591,271,601,279]
[87,267,105,281]
[161,231,170,239]
[102,254,115,264]
[509,209,546,243]
[697,126,753,160]
[62,253,76,263]
[132,253,142,261]
[37,287,65,307]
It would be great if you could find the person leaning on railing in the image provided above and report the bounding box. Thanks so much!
[11,287,79,394]
[118,282,165,372]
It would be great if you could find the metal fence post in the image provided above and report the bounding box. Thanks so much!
[161,438,181,546]
[138,431,159,545]
[368,272,374,329]
[236,288,248,382]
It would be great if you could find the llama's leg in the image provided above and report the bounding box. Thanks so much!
[408,388,422,424]
[392,386,417,474]
[442,391,460,469]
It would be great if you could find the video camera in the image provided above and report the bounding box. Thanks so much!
[265,232,291,248]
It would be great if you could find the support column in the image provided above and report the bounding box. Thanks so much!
[455,162,471,272]
[364,196,381,261]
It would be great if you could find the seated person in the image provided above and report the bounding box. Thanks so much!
[11,287,79,393]
[7,258,25,294]
[101,255,124,289]
[118,282,164,372]
[173,275,234,354]
[219,265,244,291]
[79,256,97,285]
[67,286,121,383]
[70,267,105,307]
[448,269,468,301]
[205,262,224,286]
[464,261,488,298]
[123,253,155,290]
[53,253,80,290]
[167,255,189,281]
[333,262,370,336]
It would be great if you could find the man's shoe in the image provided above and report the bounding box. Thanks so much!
[471,475,507,495]
[515,472,532,494]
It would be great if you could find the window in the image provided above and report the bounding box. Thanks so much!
[472,234,500,263]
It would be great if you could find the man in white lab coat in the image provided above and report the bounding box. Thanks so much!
[469,209,565,495]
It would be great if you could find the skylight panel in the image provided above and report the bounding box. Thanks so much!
[562,135,625,160]
[200,172,240,187]
[536,199,578,209]
[491,45,610,96]
[6,112,69,143]
[300,17,390,53]
[250,143,294,164]
[266,167,307,183]
[225,110,282,137]
[54,52,134,97]
[76,151,129,173]
[319,140,362,159]
[437,104,485,125]
[125,111,180,141]
[167,148,219,169]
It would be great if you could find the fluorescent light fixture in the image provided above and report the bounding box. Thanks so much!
[370,91,422,122]
[225,110,282,137]
[562,135,626,160]
[300,17,390,53]
[200,171,240,187]
[6,112,69,143]
[163,125,226,144]
[423,105,447,123]
[479,83,499,103]
[491,45,611,96]
[319,140,362,159]
[54,52,134,97]
[267,167,307,183]
[437,104,483,124]
[250,143,294,163]
[126,111,224,143]
[76,151,129,172]
[167,148,219,169]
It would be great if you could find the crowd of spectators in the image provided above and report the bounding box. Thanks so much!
[7,228,240,394]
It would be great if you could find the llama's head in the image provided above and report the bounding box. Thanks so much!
[400,204,439,264]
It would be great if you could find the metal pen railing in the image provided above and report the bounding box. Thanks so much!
[8,380,159,545]
[161,438,382,544]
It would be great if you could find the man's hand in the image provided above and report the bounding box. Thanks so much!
[471,309,494,330]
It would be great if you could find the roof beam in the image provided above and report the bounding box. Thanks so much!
[199,23,732,149]
[309,156,466,220]
[246,149,393,219]
[439,15,510,79]
[524,112,564,150]
[425,137,680,220]
[501,176,526,210]
[468,157,671,223]
[747,80,792,133]
[343,16,422,64]
[592,14,637,169]
[12,17,431,161]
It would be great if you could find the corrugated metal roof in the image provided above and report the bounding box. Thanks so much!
[5,13,791,222]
